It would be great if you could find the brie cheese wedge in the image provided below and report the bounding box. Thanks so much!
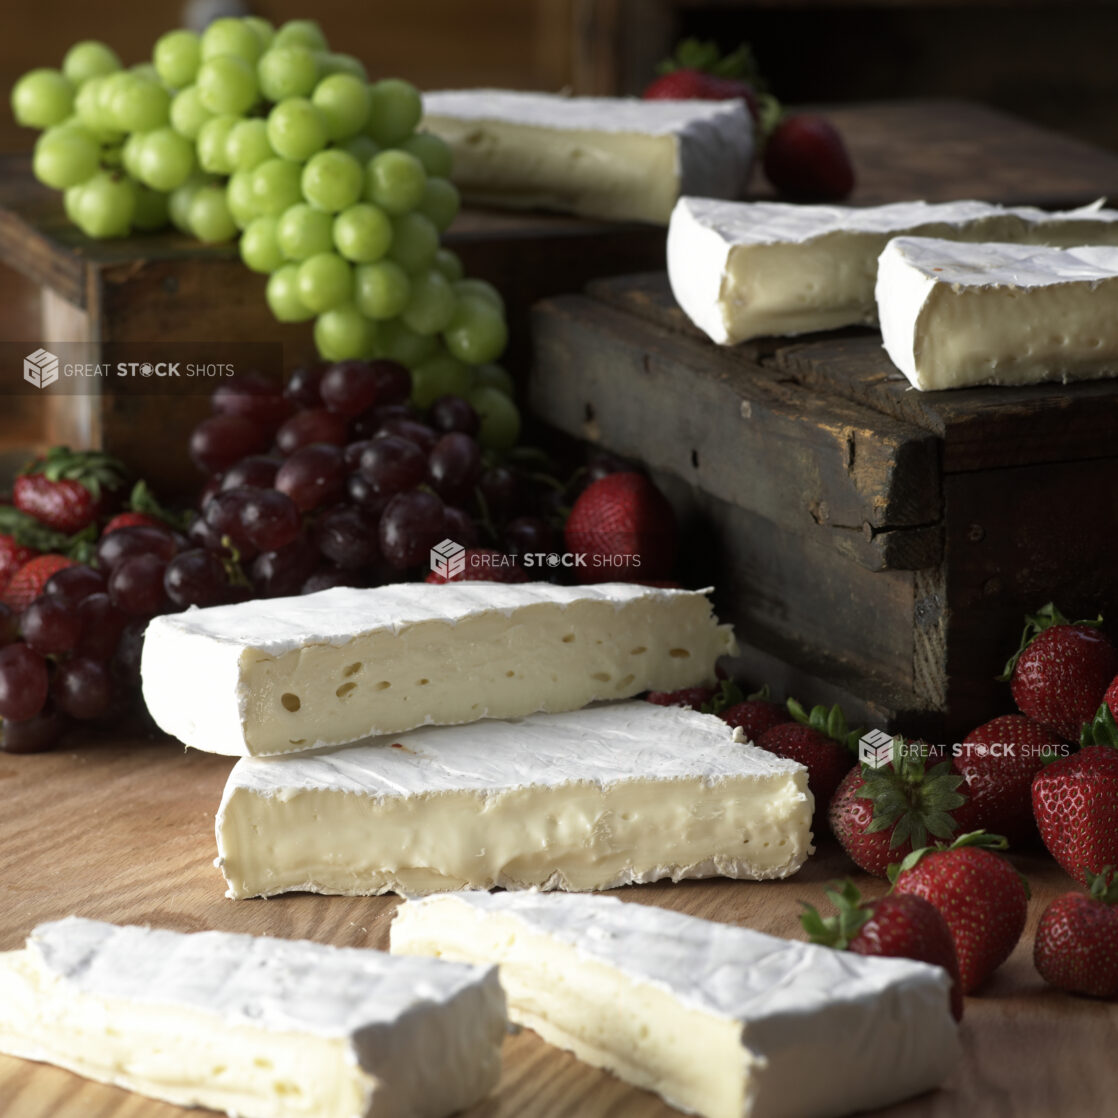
[392,891,960,1118]
[668,195,1118,343]
[878,237,1118,390]
[422,90,753,224]
[141,581,735,757]
[0,917,506,1118]
[215,702,813,899]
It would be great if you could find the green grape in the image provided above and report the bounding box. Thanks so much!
[272,19,329,52]
[226,117,273,171]
[75,170,136,238]
[196,55,257,116]
[257,46,319,101]
[365,149,426,216]
[474,363,515,398]
[153,29,201,88]
[297,252,354,312]
[62,41,121,85]
[170,85,212,139]
[240,215,285,273]
[11,69,74,128]
[109,75,170,132]
[266,97,326,161]
[63,183,86,224]
[226,169,259,228]
[97,72,131,129]
[244,17,275,50]
[443,295,508,365]
[377,318,440,366]
[33,126,100,189]
[341,135,379,164]
[100,141,124,168]
[168,174,206,233]
[315,303,376,361]
[130,63,160,83]
[402,269,456,335]
[311,73,369,140]
[432,248,463,283]
[121,131,146,179]
[418,177,459,232]
[453,277,505,313]
[411,353,474,408]
[276,202,333,259]
[317,53,367,81]
[333,203,392,263]
[469,384,521,451]
[301,149,362,212]
[387,212,438,273]
[137,127,196,191]
[354,260,410,319]
[189,182,237,243]
[133,184,170,232]
[251,158,303,215]
[74,77,107,129]
[201,17,264,64]
[197,114,239,174]
[267,263,315,322]
[367,79,422,147]
[401,132,453,178]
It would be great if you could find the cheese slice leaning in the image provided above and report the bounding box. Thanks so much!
[392,891,960,1118]
[141,582,736,757]
[878,237,1118,390]
[215,702,813,899]
[0,916,506,1118]
[422,90,753,224]
[668,195,1118,343]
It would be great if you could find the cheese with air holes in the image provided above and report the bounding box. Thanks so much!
[215,701,812,899]
[0,917,506,1118]
[391,891,959,1118]
[141,582,736,757]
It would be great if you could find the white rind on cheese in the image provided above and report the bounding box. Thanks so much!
[141,581,736,757]
[667,195,1118,344]
[215,701,813,900]
[0,917,506,1118]
[422,90,753,225]
[391,891,960,1118]
[877,236,1118,390]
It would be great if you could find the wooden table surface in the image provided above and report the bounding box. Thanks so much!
[1,735,1115,1118]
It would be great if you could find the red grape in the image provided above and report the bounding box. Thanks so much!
[479,466,522,525]
[506,515,555,556]
[320,361,380,417]
[221,454,281,491]
[429,394,479,436]
[428,432,482,505]
[240,490,301,551]
[0,643,49,721]
[350,402,415,440]
[375,417,437,453]
[112,621,146,684]
[0,702,67,754]
[0,603,19,647]
[302,567,364,594]
[275,408,347,455]
[73,593,128,661]
[21,596,82,654]
[251,535,319,597]
[285,362,328,409]
[44,564,106,607]
[204,487,258,554]
[199,472,224,507]
[212,372,293,433]
[346,472,390,518]
[190,414,270,474]
[344,439,374,471]
[315,506,379,569]
[188,515,230,554]
[371,360,411,405]
[359,436,427,496]
[109,554,169,615]
[274,444,347,511]
[379,489,446,570]
[53,657,113,719]
[443,506,478,547]
[96,525,179,573]
[165,549,230,608]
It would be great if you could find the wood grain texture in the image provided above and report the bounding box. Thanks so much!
[1,736,1115,1117]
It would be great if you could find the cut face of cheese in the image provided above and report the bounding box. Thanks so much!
[391,892,960,1118]
[0,917,506,1118]
[668,195,1118,343]
[878,237,1118,390]
[141,582,736,757]
[215,701,813,900]
[422,90,753,224]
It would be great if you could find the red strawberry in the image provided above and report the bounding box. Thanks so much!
[646,686,716,711]
[642,39,761,121]
[757,701,857,824]
[0,536,37,595]
[1031,705,1118,886]
[102,512,162,536]
[763,114,855,202]
[0,506,77,596]
[890,833,1028,994]
[14,447,127,534]
[721,697,789,741]
[801,880,962,1020]
[1035,868,1118,998]
[424,548,527,584]
[955,714,1061,845]
[2,555,78,610]
[1000,602,1118,740]
[830,743,976,877]
[564,472,676,585]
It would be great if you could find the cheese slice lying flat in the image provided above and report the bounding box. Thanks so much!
[215,701,813,899]
[878,237,1118,391]
[0,916,506,1118]
[668,195,1118,343]
[392,892,960,1118]
[422,90,752,224]
[141,582,735,757]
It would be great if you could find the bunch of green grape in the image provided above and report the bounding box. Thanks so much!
[11,17,510,399]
